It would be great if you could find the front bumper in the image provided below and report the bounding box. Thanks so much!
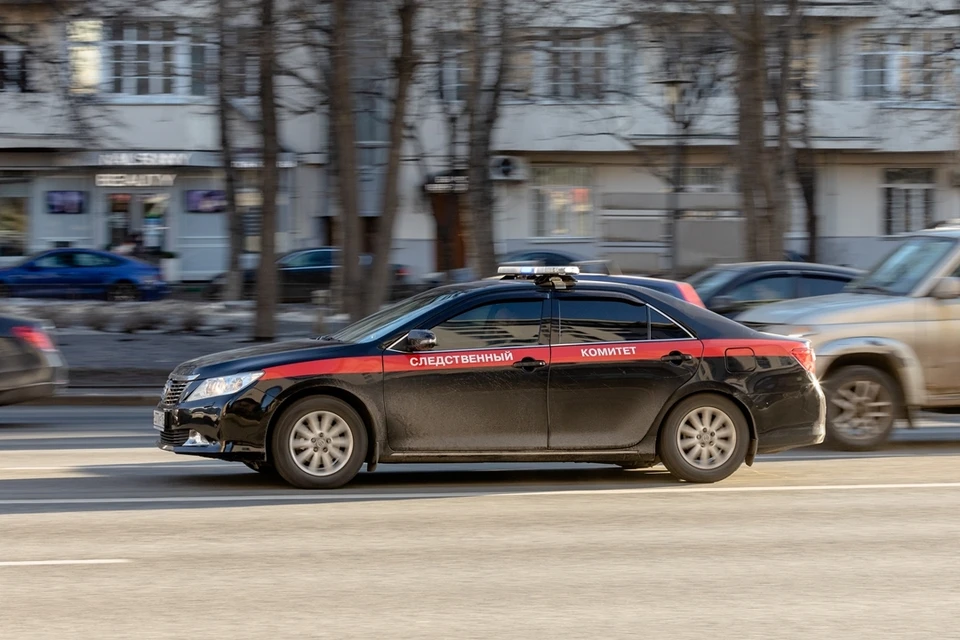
[153,388,271,460]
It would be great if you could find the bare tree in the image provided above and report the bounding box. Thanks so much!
[217,0,244,301]
[365,0,420,315]
[254,0,279,340]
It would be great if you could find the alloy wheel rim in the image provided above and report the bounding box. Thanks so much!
[289,410,354,477]
[831,380,892,440]
[676,406,737,470]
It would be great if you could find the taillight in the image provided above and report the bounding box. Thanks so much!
[12,326,55,352]
[396,267,409,277]
[677,282,705,308]
[790,344,816,374]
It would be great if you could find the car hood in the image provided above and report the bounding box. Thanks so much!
[170,339,357,378]
[736,292,916,326]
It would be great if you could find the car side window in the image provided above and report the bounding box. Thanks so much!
[650,308,690,340]
[309,251,334,268]
[728,275,795,303]
[34,253,71,268]
[799,275,848,297]
[557,298,649,343]
[430,300,543,350]
[284,252,312,268]
[73,252,113,267]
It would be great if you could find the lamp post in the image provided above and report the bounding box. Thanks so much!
[656,77,691,278]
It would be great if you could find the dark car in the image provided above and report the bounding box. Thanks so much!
[0,248,168,302]
[500,249,620,275]
[154,265,825,489]
[686,262,863,318]
[0,314,67,406]
[574,274,705,308]
[205,248,414,303]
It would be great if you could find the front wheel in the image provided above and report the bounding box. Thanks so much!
[658,394,749,483]
[823,365,898,452]
[270,396,368,490]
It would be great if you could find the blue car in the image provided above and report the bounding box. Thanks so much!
[0,248,169,301]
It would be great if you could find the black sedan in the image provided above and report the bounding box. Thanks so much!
[205,248,414,303]
[0,314,68,406]
[154,266,825,489]
[686,261,863,318]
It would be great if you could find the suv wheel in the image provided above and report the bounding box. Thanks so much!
[658,394,749,483]
[823,365,897,452]
[270,396,368,490]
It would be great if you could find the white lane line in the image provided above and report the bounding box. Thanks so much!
[0,559,131,567]
[1,481,960,506]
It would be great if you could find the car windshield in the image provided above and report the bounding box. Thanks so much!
[686,268,740,300]
[330,289,470,344]
[846,236,958,296]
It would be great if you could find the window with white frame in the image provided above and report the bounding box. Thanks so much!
[439,32,468,104]
[883,169,936,234]
[860,32,956,102]
[0,31,29,93]
[532,167,594,238]
[547,31,610,101]
[67,19,216,98]
[682,166,738,219]
[658,30,734,99]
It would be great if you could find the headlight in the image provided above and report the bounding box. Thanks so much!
[186,371,264,402]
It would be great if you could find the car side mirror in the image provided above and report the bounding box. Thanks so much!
[406,329,437,351]
[931,276,960,300]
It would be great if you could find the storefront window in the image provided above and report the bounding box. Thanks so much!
[532,167,594,238]
[0,197,27,257]
[141,193,169,250]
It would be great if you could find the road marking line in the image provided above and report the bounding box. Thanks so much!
[0,559,131,567]
[1,481,960,506]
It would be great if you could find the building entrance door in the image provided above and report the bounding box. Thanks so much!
[106,192,170,255]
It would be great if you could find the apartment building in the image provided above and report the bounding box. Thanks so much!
[1,0,958,282]
[0,1,325,280]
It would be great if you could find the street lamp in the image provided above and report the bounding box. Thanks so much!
[655,77,691,278]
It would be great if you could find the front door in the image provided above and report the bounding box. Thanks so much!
[383,293,550,451]
[918,260,960,403]
[547,292,703,449]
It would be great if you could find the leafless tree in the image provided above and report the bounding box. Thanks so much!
[254,0,279,340]
[217,0,244,301]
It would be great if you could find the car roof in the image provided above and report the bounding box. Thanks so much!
[700,261,862,275]
[908,226,960,239]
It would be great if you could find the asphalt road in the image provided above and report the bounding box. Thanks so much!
[1,407,960,639]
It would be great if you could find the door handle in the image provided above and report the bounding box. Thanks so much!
[512,357,547,371]
[660,351,694,364]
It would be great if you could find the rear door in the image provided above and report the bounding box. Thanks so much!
[547,291,703,449]
[383,291,551,451]
[72,251,121,297]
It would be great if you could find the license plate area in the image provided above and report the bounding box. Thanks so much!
[153,409,170,431]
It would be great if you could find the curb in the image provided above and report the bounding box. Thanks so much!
[25,390,159,407]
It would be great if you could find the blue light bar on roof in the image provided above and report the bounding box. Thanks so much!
[497,265,580,276]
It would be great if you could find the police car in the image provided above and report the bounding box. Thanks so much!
[154,266,826,489]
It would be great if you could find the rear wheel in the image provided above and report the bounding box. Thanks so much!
[107,281,140,302]
[823,365,897,451]
[658,394,749,483]
[270,396,368,490]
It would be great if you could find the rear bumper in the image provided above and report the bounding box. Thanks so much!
[754,379,827,454]
[0,380,64,406]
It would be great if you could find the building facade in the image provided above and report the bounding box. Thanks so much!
[2,1,959,282]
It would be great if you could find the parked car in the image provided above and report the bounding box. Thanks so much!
[0,314,67,406]
[499,249,621,275]
[204,248,415,303]
[546,274,705,308]
[0,248,168,302]
[686,261,863,318]
[737,227,960,451]
[154,265,823,489]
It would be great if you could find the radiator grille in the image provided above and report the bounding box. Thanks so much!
[162,379,189,406]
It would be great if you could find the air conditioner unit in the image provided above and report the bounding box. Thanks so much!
[490,156,529,182]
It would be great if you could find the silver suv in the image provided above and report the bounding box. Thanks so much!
[737,227,960,450]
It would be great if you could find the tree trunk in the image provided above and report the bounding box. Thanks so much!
[365,0,418,315]
[254,0,278,340]
[218,0,244,301]
[330,0,363,320]
[736,0,762,261]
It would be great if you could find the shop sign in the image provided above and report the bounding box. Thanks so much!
[98,153,192,166]
[232,159,298,169]
[424,173,468,194]
[95,174,177,187]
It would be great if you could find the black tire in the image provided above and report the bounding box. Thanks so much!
[658,393,750,483]
[270,396,368,490]
[107,281,140,302]
[822,365,898,452]
[0,282,9,298]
